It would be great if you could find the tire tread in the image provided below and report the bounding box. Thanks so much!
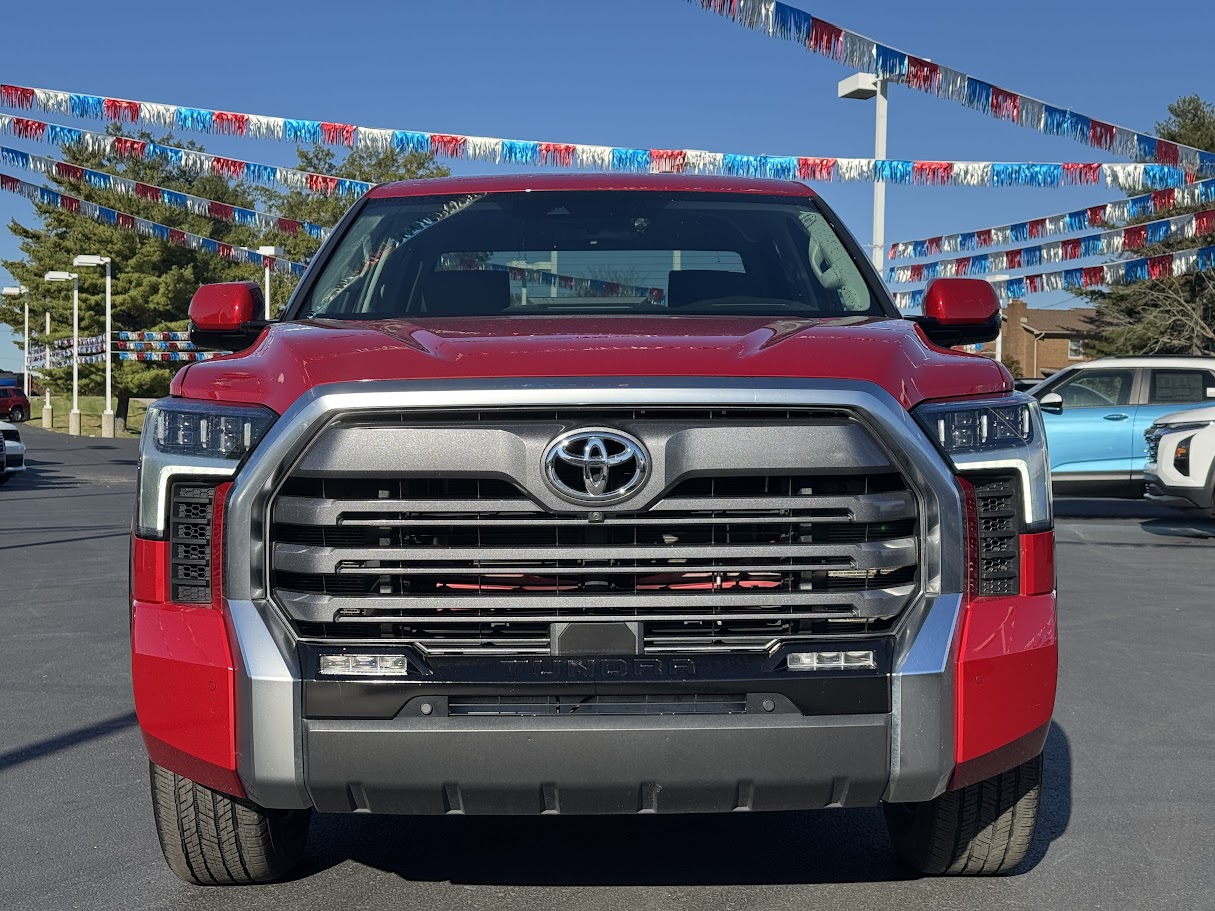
[884,752,1043,876]
[148,762,309,885]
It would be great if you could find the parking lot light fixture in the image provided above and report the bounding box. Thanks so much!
[73,255,114,438]
[257,246,283,320]
[838,73,888,271]
[44,271,81,435]
[2,285,31,396]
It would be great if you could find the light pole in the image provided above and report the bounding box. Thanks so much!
[1,285,30,396]
[839,73,889,272]
[257,246,283,319]
[41,311,52,427]
[45,271,80,435]
[74,255,114,438]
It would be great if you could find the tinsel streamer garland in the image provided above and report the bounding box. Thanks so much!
[0,113,371,199]
[117,351,223,362]
[888,208,1215,284]
[0,94,1198,190]
[116,331,191,341]
[889,180,1215,260]
[0,144,331,240]
[890,244,1215,307]
[0,171,306,276]
[684,0,1215,176]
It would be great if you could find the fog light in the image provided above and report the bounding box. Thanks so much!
[318,654,410,676]
[787,650,876,671]
[1174,436,1193,476]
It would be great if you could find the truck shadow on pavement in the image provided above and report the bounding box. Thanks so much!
[1055,498,1215,540]
[298,722,1073,886]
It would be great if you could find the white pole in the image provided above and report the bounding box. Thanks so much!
[871,79,888,272]
[22,290,29,396]
[70,276,80,435]
[102,260,114,437]
[42,311,51,428]
[264,259,272,319]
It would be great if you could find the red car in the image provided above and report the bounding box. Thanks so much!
[131,174,1057,884]
[0,386,31,422]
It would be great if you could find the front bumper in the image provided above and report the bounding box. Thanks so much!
[1144,471,1213,511]
[132,378,1057,813]
[298,645,893,813]
[305,712,890,814]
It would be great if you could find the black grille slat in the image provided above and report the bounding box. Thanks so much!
[270,410,921,653]
[169,482,216,604]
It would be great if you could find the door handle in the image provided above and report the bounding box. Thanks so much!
[1103,413,1129,421]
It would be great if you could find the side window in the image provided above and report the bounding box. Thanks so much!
[1148,369,1215,405]
[1067,338,1084,359]
[1054,369,1135,408]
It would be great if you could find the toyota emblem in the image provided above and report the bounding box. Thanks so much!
[543,429,649,504]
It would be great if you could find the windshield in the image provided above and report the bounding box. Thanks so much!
[293,191,889,320]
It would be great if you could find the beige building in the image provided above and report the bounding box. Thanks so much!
[982,299,1099,380]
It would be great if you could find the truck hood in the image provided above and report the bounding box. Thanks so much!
[172,315,1009,414]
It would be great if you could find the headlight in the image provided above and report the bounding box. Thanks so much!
[913,392,1051,531]
[136,398,278,537]
[146,398,277,459]
[1152,420,1214,435]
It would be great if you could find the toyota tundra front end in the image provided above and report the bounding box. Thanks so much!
[131,174,1057,884]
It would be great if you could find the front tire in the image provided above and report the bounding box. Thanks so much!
[149,762,311,885]
[883,752,1042,876]
[9,405,25,422]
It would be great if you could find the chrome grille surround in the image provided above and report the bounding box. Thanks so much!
[219,378,969,809]
[266,407,923,656]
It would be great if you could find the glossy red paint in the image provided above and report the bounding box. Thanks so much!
[951,481,1058,787]
[131,536,169,603]
[952,592,1057,788]
[173,316,1010,415]
[132,599,243,797]
[188,281,263,331]
[368,172,816,200]
[130,484,243,797]
[922,278,1000,326]
[1021,531,1056,597]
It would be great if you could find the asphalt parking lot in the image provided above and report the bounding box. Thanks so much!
[1,426,1213,911]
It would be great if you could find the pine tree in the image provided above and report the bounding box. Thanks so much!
[0,127,448,425]
[1086,95,1215,356]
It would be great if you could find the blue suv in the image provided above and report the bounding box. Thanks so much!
[1030,357,1215,496]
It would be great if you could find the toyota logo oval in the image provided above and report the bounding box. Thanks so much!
[543,429,649,504]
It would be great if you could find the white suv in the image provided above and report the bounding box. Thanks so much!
[0,419,26,485]
[1145,405,1215,516]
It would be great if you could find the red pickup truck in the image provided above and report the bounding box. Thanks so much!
[131,173,1057,884]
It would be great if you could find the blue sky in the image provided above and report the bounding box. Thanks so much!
[1,0,1211,370]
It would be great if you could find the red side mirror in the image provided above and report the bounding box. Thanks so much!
[922,278,1000,325]
[914,278,1001,347]
[188,282,267,351]
[188,281,263,331]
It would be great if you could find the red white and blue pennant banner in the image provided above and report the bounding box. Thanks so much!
[892,244,1215,307]
[889,181,1215,261]
[0,172,306,276]
[0,114,372,199]
[0,91,1199,191]
[686,1,1215,176]
[0,144,331,240]
[888,208,1215,284]
[116,331,191,341]
[117,351,221,362]
[113,332,224,360]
